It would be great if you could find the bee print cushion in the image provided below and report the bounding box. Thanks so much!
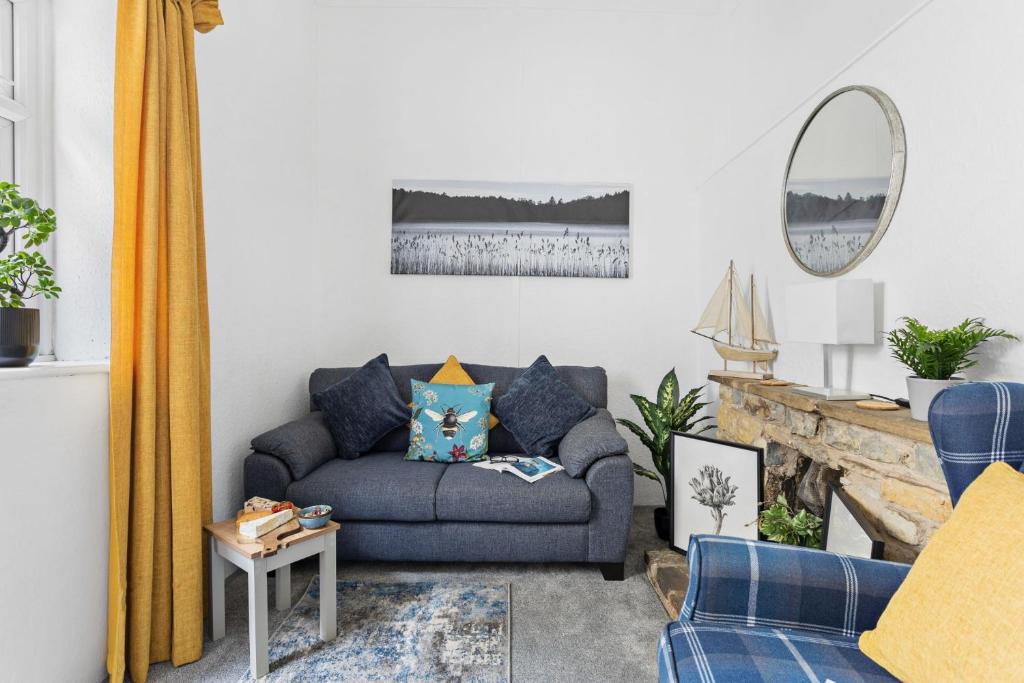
[406,381,494,463]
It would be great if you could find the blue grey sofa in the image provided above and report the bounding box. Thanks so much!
[658,381,1024,681]
[244,362,634,580]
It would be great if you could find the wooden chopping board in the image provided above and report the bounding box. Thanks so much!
[236,510,303,557]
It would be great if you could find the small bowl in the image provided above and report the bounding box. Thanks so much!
[298,505,332,529]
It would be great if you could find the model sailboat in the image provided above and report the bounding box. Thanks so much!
[692,261,778,379]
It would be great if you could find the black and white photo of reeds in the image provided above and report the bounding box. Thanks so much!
[391,180,630,278]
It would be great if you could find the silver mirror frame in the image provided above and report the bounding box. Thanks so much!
[781,85,906,277]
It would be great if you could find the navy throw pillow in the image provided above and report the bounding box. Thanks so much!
[312,353,410,458]
[494,355,596,457]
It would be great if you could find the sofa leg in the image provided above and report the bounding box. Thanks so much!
[598,562,624,581]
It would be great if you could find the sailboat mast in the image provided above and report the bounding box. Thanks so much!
[750,274,756,351]
[726,261,734,370]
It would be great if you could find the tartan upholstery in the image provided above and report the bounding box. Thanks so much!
[658,622,895,683]
[929,382,1024,505]
[681,535,909,637]
[658,536,909,682]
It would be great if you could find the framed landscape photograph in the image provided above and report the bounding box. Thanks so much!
[822,481,886,559]
[391,179,630,278]
[670,432,763,553]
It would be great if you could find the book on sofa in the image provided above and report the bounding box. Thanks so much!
[473,456,563,483]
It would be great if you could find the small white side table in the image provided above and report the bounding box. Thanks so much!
[205,518,341,679]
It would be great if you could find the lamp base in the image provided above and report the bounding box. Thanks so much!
[790,386,871,401]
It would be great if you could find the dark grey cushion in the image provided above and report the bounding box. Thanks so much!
[558,409,628,478]
[309,361,607,453]
[311,354,411,458]
[251,413,336,479]
[435,455,591,523]
[493,356,596,457]
[286,452,447,522]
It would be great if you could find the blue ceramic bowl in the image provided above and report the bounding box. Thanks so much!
[298,505,332,529]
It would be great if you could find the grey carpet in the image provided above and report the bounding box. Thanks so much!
[146,506,668,682]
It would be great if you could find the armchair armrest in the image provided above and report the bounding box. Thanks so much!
[681,534,910,637]
[559,408,628,478]
[251,412,337,480]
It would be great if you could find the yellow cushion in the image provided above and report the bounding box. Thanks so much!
[420,355,499,429]
[859,462,1024,681]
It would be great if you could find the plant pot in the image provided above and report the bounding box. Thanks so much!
[0,307,39,367]
[906,375,965,422]
[653,506,670,542]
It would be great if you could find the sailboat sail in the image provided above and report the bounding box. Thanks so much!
[731,269,753,342]
[752,294,776,344]
[692,271,732,336]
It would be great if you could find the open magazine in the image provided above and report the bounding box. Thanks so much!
[473,455,563,483]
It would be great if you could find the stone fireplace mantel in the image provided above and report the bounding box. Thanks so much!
[711,373,950,562]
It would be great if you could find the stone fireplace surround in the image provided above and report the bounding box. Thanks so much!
[711,373,950,562]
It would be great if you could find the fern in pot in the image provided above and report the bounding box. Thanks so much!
[886,317,1017,421]
[617,369,714,541]
[0,183,59,366]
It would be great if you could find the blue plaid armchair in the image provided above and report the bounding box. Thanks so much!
[658,382,1024,683]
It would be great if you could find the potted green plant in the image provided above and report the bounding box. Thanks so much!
[617,368,714,541]
[758,495,822,548]
[886,316,1017,421]
[0,182,59,366]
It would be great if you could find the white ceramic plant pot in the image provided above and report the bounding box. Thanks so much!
[906,376,966,422]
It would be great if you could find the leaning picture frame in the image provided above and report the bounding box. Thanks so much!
[669,431,764,554]
[821,480,886,559]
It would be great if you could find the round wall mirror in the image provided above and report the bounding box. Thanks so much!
[782,85,905,276]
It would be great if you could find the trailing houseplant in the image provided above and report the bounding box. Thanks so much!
[617,368,714,541]
[886,317,1017,421]
[758,495,822,548]
[0,182,59,366]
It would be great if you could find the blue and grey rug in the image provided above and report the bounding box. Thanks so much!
[242,577,509,682]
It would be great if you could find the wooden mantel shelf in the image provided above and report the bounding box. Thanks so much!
[708,373,932,444]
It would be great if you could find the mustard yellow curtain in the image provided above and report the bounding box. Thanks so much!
[108,2,222,682]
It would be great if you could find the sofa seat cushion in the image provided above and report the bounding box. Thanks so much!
[435,456,591,523]
[286,452,446,522]
[658,622,895,683]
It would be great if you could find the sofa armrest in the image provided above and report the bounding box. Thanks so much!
[681,534,910,637]
[584,453,634,563]
[251,412,336,480]
[559,409,628,478]
[244,452,293,503]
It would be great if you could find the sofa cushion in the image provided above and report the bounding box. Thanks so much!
[659,622,895,683]
[311,353,411,458]
[407,380,494,463]
[493,355,596,457]
[285,452,446,522]
[435,455,591,523]
[310,361,608,453]
[425,355,499,429]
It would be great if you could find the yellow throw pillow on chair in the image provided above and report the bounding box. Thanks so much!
[858,462,1024,681]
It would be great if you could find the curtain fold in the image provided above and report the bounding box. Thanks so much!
[108,2,221,681]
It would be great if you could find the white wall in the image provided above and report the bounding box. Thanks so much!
[308,0,738,505]
[196,1,319,520]
[0,370,109,683]
[694,0,1024,399]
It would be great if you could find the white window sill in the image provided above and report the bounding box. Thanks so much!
[0,359,110,382]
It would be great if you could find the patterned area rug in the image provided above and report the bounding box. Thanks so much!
[241,577,509,682]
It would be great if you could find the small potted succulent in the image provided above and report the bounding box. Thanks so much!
[886,317,1017,421]
[617,369,714,541]
[0,182,59,366]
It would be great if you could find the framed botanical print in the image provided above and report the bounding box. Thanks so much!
[670,432,763,553]
[822,481,886,559]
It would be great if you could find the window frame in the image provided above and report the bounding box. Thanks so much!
[0,0,54,360]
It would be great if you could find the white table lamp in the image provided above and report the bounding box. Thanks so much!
[785,279,875,401]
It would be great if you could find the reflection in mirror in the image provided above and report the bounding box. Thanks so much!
[783,86,905,276]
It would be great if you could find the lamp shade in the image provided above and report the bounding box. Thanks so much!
[785,279,875,345]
